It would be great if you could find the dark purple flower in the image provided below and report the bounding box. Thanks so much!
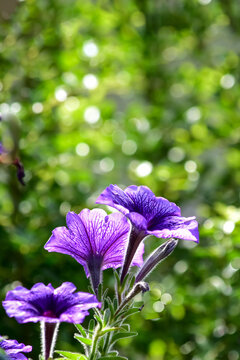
[2,282,100,324]
[0,337,32,360]
[3,282,100,360]
[44,209,144,293]
[96,185,199,281]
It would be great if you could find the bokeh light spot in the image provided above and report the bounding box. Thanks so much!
[186,106,201,123]
[83,40,99,58]
[220,74,235,89]
[135,161,153,177]
[83,74,99,90]
[122,140,137,155]
[32,102,43,114]
[184,160,197,173]
[76,142,90,157]
[84,106,100,124]
[168,147,185,163]
[99,157,114,173]
[55,88,68,102]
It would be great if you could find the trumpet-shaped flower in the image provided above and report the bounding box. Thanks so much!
[0,337,32,360]
[96,184,199,281]
[3,282,100,360]
[2,282,100,324]
[44,209,144,293]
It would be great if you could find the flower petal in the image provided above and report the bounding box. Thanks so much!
[0,337,32,360]
[96,184,135,214]
[127,212,147,231]
[44,225,87,267]
[147,216,199,242]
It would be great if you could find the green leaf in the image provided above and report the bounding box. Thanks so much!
[111,332,137,344]
[113,270,120,289]
[103,308,111,326]
[94,313,103,326]
[74,324,87,337]
[102,288,109,299]
[119,324,130,332]
[113,298,118,310]
[88,319,95,333]
[74,334,92,346]
[121,273,130,292]
[55,350,87,359]
[105,297,115,318]
[107,351,118,356]
[121,307,141,319]
[97,356,127,360]
[98,336,105,352]
[100,327,120,336]
[128,275,136,291]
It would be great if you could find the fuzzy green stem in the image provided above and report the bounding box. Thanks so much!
[89,325,101,360]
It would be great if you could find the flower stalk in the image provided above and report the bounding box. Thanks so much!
[41,322,59,360]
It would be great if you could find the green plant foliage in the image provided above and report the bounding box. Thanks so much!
[0,0,240,359]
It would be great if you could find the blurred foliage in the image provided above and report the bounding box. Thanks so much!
[0,0,240,359]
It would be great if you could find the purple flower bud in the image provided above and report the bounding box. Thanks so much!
[136,239,178,282]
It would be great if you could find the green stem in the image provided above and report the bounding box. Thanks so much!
[89,325,101,360]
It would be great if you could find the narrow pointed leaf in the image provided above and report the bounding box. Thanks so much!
[120,307,141,319]
[113,298,118,310]
[75,324,87,337]
[74,334,92,346]
[102,288,109,299]
[97,356,127,360]
[128,275,136,291]
[107,351,119,356]
[120,324,130,332]
[106,297,115,318]
[113,270,121,289]
[103,308,111,326]
[94,314,103,325]
[111,331,137,344]
[88,319,95,333]
[121,273,130,291]
[100,327,120,336]
[55,350,87,359]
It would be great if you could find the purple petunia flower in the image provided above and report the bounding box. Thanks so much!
[0,337,32,360]
[3,282,100,360]
[2,282,100,324]
[44,209,144,293]
[96,184,199,281]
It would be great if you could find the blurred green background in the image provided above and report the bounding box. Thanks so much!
[0,0,240,359]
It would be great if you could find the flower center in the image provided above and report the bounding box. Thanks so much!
[43,310,57,318]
